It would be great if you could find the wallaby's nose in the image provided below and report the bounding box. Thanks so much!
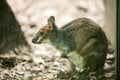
[32,38,36,43]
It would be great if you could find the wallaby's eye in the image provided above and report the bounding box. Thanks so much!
[40,32,44,35]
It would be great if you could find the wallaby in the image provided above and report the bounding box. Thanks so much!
[32,16,108,73]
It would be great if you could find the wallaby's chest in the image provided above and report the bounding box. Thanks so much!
[52,40,69,53]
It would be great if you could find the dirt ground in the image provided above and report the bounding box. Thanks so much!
[0,0,115,80]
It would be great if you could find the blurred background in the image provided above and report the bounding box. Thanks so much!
[0,0,116,79]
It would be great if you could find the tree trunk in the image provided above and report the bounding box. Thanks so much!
[0,0,31,55]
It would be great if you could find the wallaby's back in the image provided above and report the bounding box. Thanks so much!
[62,18,108,51]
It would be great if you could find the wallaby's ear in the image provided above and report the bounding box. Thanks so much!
[47,16,57,30]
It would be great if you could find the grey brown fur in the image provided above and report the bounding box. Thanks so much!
[32,16,108,72]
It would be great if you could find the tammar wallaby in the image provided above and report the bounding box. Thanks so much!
[32,16,108,72]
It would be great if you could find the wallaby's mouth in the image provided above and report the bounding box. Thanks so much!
[32,38,37,43]
[32,38,40,44]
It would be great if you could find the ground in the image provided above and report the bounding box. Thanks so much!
[0,0,115,80]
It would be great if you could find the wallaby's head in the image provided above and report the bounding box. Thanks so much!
[32,16,57,44]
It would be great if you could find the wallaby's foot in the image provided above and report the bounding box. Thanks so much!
[56,70,78,80]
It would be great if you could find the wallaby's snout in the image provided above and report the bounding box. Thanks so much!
[32,38,37,43]
[32,33,41,44]
[32,32,43,44]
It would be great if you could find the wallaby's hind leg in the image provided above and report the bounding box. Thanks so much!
[79,38,105,71]
[75,38,106,79]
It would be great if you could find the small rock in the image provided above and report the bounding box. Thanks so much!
[53,61,60,67]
